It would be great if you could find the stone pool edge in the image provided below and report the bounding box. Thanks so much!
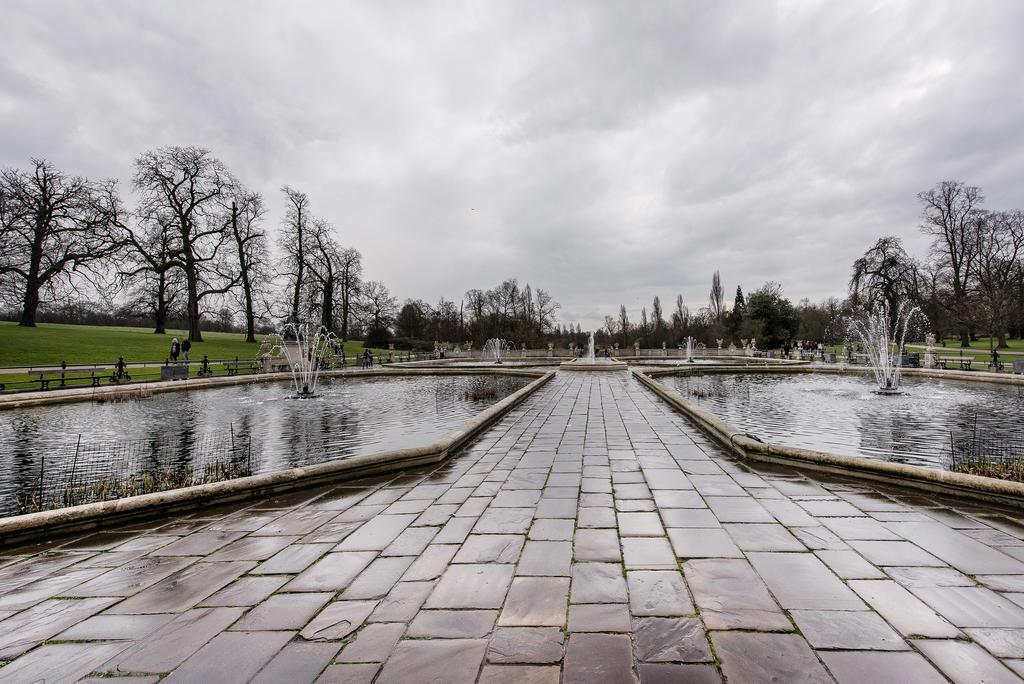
[632,367,1024,510]
[0,370,555,549]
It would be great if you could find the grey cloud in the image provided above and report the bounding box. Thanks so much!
[2,0,1023,331]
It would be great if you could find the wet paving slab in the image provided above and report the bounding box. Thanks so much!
[3,371,1024,681]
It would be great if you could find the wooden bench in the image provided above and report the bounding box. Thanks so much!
[938,356,972,370]
[32,368,104,390]
[224,358,260,376]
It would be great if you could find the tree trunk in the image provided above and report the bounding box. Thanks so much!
[340,281,349,341]
[290,206,304,322]
[183,248,203,342]
[153,271,168,334]
[19,283,39,327]
[321,281,334,333]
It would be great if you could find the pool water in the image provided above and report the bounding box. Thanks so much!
[663,372,1024,469]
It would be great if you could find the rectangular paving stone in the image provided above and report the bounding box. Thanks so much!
[206,535,301,561]
[232,591,333,630]
[535,498,577,518]
[336,514,418,551]
[163,629,293,683]
[337,622,406,662]
[408,610,498,638]
[814,549,885,579]
[667,528,742,558]
[381,526,438,556]
[369,581,434,622]
[57,612,176,640]
[499,577,569,626]
[653,490,706,509]
[574,528,621,562]
[634,616,711,662]
[479,664,560,684]
[475,508,535,533]
[0,596,118,659]
[401,544,459,581]
[712,631,832,684]
[848,579,961,638]
[819,650,947,684]
[107,560,255,614]
[200,575,291,607]
[705,496,774,523]
[454,535,525,564]
[791,609,908,650]
[683,559,790,631]
[0,642,130,683]
[0,565,106,611]
[617,511,664,536]
[747,552,864,610]
[283,551,377,592]
[724,523,805,551]
[660,508,720,528]
[568,603,632,632]
[342,555,416,599]
[150,531,247,556]
[425,563,515,609]
[488,626,565,664]
[300,600,377,640]
[517,541,572,576]
[62,555,196,597]
[911,586,1024,628]
[848,540,946,567]
[964,628,1024,659]
[628,570,693,616]
[563,633,634,684]
[99,606,245,674]
[622,537,677,570]
[577,507,617,528]
[912,639,1022,684]
[570,562,628,604]
[821,516,901,541]
[888,522,1024,575]
[798,499,865,517]
[529,518,575,541]
[251,542,333,574]
[251,641,342,684]
[377,638,487,682]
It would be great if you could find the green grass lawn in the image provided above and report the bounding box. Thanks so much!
[0,321,392,389]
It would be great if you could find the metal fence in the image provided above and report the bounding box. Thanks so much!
[948,425,1024,482]
[18,429,259,514]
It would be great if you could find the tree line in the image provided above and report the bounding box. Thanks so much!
[598,180,1023,351]
[0,149,563,349]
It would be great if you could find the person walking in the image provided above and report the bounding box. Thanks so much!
[170,338,180,363]
[182,338,191,362]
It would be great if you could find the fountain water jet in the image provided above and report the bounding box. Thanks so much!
[583,332,596,362]
[482,338,511,365]
[272,322,338,397]
[685,336,695,363]
[848,301,920,395]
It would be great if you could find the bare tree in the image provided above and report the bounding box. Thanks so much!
[709,270,726,325]
[918,180,984,347]
[972,210,1024,348]
[0,159,120,326]
[618,305,630,346]
[361,280,398,331]
[117,211,185,334]
[132,146,237,342]
[228,191,269,342]
[279,186,310,322]
[304,219,341,333]
[337,247,363,340]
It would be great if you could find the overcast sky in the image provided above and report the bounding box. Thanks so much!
[3,1,1023,330]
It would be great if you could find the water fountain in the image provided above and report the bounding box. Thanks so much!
[848,301,920,395]
[561,332,626,371]
[685,336,695,363]
[482,338,511,365]
[273,322,338,397]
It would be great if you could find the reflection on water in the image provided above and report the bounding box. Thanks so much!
[0,375,528,516]
[665,372,1024,469]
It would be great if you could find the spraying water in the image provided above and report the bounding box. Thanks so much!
[848,301,920,394]
[272,322,338,397]
[686,336,695,363]
[584,332,596,361]
[483,338,511,364]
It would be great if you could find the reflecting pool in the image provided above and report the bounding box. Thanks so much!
[663,372,1024,469]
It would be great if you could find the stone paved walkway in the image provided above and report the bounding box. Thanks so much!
[2,371,1024,682]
